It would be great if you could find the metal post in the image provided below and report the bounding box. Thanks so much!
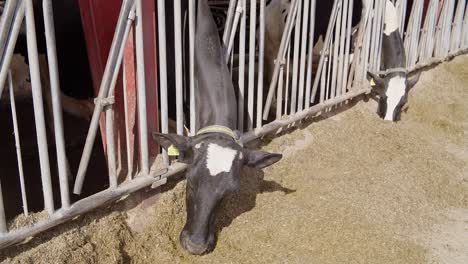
[337,0,348,97]
[156,0,169,166]
[263,0,299,120]
[342,0,354,95]
[0,1,25,100]
[0,0,18,59]
[247,0,256,130]
[238,0,247,131]
[42,0,70,208]
[256,0,266,128]
[25,0,54,215]
[297,0,310,111]
[122,63,133,179]
[74,0,135,195]
[276,64,284,119]
[135,0,149,175]
[310,0,339,103]
[331,0,342,99]
[189,0,196,135]
[222,0,238,45]
[8,72,29,216]
[304,0,316,109]
[226,1,242,62]
[290,0,302,114]
[284,45,291,115]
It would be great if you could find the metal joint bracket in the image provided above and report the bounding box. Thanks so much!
[128,9,136,21]
[274,58,286,66]
[94,96,115,108]
[235,5,243,15]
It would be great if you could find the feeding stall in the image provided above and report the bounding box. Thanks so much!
[0,0,467,250]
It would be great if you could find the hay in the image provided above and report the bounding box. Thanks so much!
[1,55,468,263]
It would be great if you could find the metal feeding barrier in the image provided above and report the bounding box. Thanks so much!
[0,0,467,250]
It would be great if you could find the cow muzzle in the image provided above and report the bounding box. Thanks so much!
[179,229,214,255]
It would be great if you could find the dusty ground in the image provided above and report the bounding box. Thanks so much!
[1,55,467,263]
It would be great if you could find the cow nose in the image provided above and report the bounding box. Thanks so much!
[179,230,212,255]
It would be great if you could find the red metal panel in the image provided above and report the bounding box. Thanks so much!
[78,0,160,175]
[140,0,160,157]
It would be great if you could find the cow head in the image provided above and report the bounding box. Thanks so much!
[367,71,420,121]
[153,130,282,255]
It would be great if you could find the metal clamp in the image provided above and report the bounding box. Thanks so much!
[274,58,286,66]
[235,5,243,15]
[128,8,136,21]
[94,96,115,108]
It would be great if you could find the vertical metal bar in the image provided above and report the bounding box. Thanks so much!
[105,101,118,188]
[320,56,326,103]
[226,1,242,62]
[376,0,385,69]
[230,43,235,75]
[330,2,341,99]
[263,0,299,119]
[370,0,380,70]
[342,0,353,95]
[0,1,25,99]
[189,0,196,135]
[0,0,18,59]
[290,0,302,114]
[337,0,348,97]
[326,43,332,100]
[122,63,133,179]
[0,177,6,233]
[310,0,339,103]
[397,0,407,36]
[42,0,70,208]
[74,0,135,194]
[173,0,184,136]
[256,0,265,129]
[25,0,54,215]
[136,0,149,175]
[104,5,136,187]
[276,64,284,120]
[157,0,169,166]
[238,0,247,131]
[361,13,372,83]
[462,2,468,48]
[284,45,291,115]
[106,14,135,187]
[223,0,237,45]
[8,72,28,216]
[451,0,464,52]
[297,0,310,111]
[247,0,256,130]
[304,0,316,108]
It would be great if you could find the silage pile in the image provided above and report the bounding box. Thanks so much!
[1,55,467,264]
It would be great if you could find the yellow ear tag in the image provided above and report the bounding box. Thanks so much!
[370,78,376,87]
[168,144,180,156]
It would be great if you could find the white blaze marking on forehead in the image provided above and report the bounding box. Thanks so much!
[385,76,406,121]
[384,0,399,36]
[206,143,238,176]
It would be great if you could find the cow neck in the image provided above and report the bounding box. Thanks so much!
[194,0,237,131]
[382,31,406,70]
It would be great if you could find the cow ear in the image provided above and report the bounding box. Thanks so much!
[243,149,282,169]
[152,133,191,152]
[407,72,421,91]
[367,71,385,96]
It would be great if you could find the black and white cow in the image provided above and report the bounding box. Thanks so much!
[1,0,95,120]
[264,0,364,80]
[153,0,282,255]
[265,0,419,122]
[366,0,420,121]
